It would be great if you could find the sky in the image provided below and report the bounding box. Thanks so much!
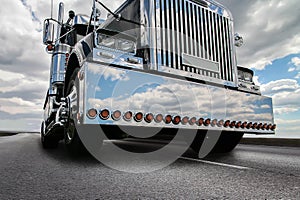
[0,0,299,138]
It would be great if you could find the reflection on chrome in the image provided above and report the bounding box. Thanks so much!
[81,62,275,133]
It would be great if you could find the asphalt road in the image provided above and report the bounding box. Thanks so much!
[0,133,299,199]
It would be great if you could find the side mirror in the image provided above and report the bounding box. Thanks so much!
[43,19,55,45]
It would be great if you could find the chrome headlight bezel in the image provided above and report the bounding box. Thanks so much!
[97,33,136,54]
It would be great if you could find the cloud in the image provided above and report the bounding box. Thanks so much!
[288,57,300,78]
[0,0,124,131]
[0,0,299,134]
[291,57,300,67]
[218,0,300,70]
[261,79,300,115]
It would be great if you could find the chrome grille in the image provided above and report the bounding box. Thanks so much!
[154,0,234,82]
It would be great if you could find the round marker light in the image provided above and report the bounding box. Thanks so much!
[252,123,258,129]
[173,116,181,125]
[145,113,154,123]
[218,120,224,127]
[111,110,121,121]
[47,44,54,51]
[99,109,110,120]
[164,115,172,124]
[197,118,204,126]
[271,124,277,131]
[134,112,144,122]
[267,124,272,130]
[181,117,189,125]
[257,123,263,130]
[123,111,133,121]
[155,114,163,123]
[235,121,242,128]
[211,119,218,127]
[241,121,247,129]
[230,121,236,128]
[262,123,268,130]
[224,120,230,128]
[189,117,197,125]
[247,122,253,129]
[87,108,97,119]
[204,118,211,126]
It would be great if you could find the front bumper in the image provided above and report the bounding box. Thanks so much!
[77,61,275,135]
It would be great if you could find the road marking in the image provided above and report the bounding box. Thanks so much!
[180,157,251,170]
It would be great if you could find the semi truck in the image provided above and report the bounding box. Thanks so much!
[41,0,275,156]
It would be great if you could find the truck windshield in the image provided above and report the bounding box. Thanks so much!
[100,0,141,39]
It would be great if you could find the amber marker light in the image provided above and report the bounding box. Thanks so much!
[173,116,181,125]
[252,123,258,129]
[145,113,154,123]
[164,115,172,124]
[241,121,247,129]
[224,120,230,128]
[155,114,163,123]
[247,122,253,129]
[204,118,211,126]
[123,111,133,121]
[134,112,144,122]
[111,110,121,121]
[99,109,110,120]
[181,117,189,125]
[257,123,263,130]
[87,108,97,119]
[235,121,242,128]
[47,44,54,51]
[267,124,272,130]
[197,118,204,126]
[262,123,268,130]
[230,121,236,128]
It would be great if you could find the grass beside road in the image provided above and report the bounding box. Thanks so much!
[241,138,300,148]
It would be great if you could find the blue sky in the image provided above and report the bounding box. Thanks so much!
[0,0,300,138]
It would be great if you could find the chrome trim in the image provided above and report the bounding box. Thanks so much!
[50,44,71,85]
[80,62,274,134]
[55,2,64,45]
[149,0,157,70]
[153,0,235,86]
[92,48,143,69]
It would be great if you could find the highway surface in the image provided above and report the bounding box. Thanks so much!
[0,133,299,199]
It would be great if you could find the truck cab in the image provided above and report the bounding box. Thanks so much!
[40,0,275,157]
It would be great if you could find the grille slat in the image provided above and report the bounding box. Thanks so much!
[155,0,234,82]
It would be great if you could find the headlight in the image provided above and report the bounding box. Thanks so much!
[97,34,136,53]
[98,35,115,48]
[117,39,135,53]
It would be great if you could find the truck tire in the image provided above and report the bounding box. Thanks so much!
[41,122,59,149]
[211,131,244,153]
[64,69,86,155]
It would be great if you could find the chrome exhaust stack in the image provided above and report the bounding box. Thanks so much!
[55,2,65,45]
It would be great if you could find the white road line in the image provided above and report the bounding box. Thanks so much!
[180,157,251,170]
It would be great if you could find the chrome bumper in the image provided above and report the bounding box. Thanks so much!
[77,61,275,134]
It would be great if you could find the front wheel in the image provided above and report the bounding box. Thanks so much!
[64,69,86,154]
[41,122,59,149]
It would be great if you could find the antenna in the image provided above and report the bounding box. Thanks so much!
[51,0,53,19]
